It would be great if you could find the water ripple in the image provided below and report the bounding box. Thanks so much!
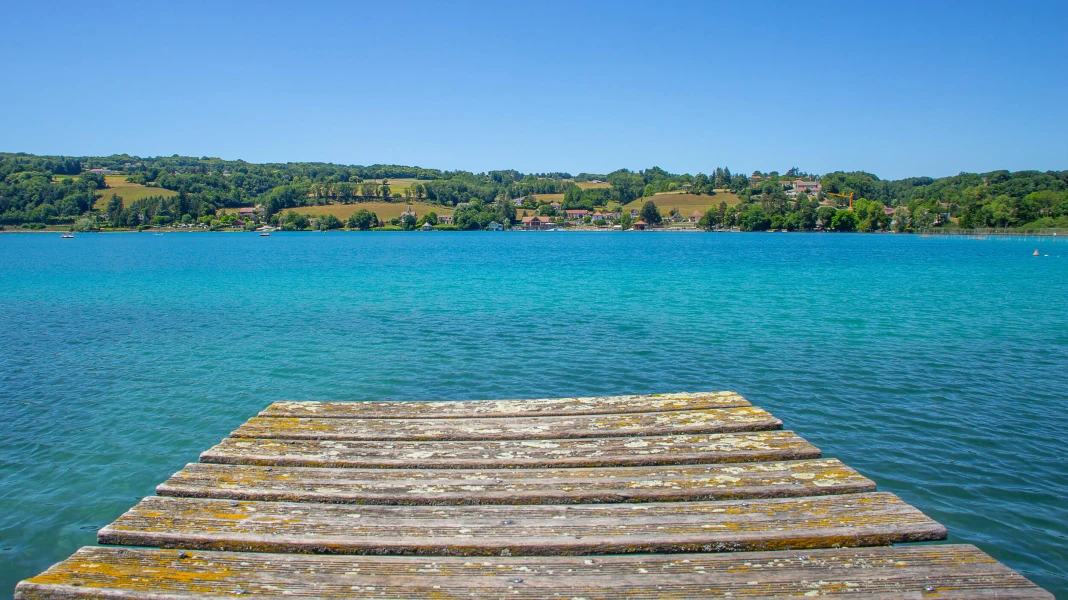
[1,231,1066,597]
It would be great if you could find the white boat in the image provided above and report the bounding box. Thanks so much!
[61,232,74,239]
[260,231,271,237]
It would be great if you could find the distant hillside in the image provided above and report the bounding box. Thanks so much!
[1,152,1065,232]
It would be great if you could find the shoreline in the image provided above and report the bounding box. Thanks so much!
[3,227,1064,237]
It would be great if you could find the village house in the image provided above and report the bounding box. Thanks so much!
[550,201,562,210]
[591,212,606,221]
[564,209,589,221]
[630,209,640,218]
[512,196,526,206]
[88,168,114,175]
[689,210,703,223]
[633,220,648,231]
[437,214,453,225]
[487,221,503,231]
[400,205,417,220]
[521,215,554,230]
[421,221,434,231]
[793,179,821,194]
[605,211,622,221]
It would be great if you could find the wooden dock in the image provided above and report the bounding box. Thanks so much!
[17,391,1052,599]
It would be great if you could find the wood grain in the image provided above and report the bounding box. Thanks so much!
[156,458,873,505]
[98,492,946,556]
[202,430,821,469]
[261,391,750,419]
[18,544,1052,599]
[231,407,782,441]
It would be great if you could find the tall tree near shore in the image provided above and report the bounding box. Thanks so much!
[640,200,663,224]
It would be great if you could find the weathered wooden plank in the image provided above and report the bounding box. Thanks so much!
[231,407,782,441]
[260,391,750,419]
[16,544,1052,599]
[202,430,821,469]
[156,459,873,505]
[98,492,946,556]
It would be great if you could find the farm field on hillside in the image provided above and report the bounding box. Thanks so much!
[87,176,177,209]
[623,190,742,217]
[527,193,565,204]
[574,181,610,189]
[287,201,453,221]
[361,178,428,193]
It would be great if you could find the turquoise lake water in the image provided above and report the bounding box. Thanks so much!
[1,231,1066,597]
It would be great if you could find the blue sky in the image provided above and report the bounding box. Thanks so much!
[3,1,1065,179]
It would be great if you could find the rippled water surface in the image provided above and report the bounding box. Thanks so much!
[1,231,1066,597]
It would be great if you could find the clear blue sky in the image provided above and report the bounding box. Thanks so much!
[3,1,1065,180]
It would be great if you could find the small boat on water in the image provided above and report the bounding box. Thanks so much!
[1033,249,1040,256]
[61,232,74,239]
[260,231,271,236]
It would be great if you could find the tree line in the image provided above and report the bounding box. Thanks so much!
[1,152,1065,231]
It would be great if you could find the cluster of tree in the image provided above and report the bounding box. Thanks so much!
[696,191,1038,233]
[274,209,380,231]
[452,199,515,230]
[0,157,105,224]
[699,196,857,232]
[820,169,1068,228]
[100,191,226,229]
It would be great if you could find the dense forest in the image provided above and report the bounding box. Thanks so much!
[1,152,1065,231]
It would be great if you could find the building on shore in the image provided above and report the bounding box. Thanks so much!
[521,215,554,230]
[564,209,589,222]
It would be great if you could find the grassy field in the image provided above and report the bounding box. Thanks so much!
[527,193,565,204]
[90,176,177,209]
[574,181,611,189]
[623,190,742,217]
[360,178,427,194]
[287,201,453,221]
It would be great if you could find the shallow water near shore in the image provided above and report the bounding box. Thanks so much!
[1,231,1066,597]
